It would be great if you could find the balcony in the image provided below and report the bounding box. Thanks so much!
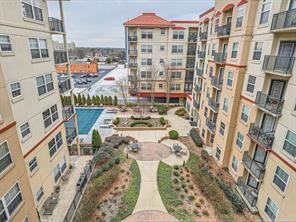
[217,23,231,37]
[187,49,197,56]
[188,35,198,42]
[236,177,258,213]
[271,8,296,32]
[193,100,200,109]
[248,123,275,149]
[262,55,295,77]
[208,98,219,113]
[59,78,71,94]
[49,17,64,33]
[214,52,227,65]
[199,32,208,41]
[255,91,284,116]
[196,68,203,77]
[211,77,223,90]
[63,105,75,121]
[194,84,202,94]
[128,36,137,42]
[128,50,138,56]
[66,127,77,145]
[54,51,68,64]
[206,118,216,134]
[128,63,138,69]
[186,63,195,69]
[242,152,265,181]
[197,51,205,59]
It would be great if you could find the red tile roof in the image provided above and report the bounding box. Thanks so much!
[223,4,234,12]
[124,13,175,27]
[237,0,248,7]
[199,7,215,18]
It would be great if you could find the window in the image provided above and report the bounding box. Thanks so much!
[60,156,67,173]
[215,18,219,32]
[160,59,164,64]
[42,105,59,128]
[202,129,205,138]
[211,43,216,56]
[159,84,163,89]
[0,141,12,174]
[20,122,31,138]
[53,164,61,183]
[236,132,244,149]
[141,30,153,39]
[236,6,245,27]
[173,30,184,40]
[283,131,296,158]
[170,84,181,91]
[0,35,12,52]
[10,82,21,98]
[253,42,263,60]
[48,132,63,157]
[140,71,152,79]
[172,45,183,53]
[171,59,182,67]
[160,45,165,51]
[159,71,164,77]
[260,0,271,24]
[141,45,152,53]
[231,156,238,172]
[209,66,213,77]
[222,98,229,113]
[28,157,38,172]
[246,75,256,93]
[264,198,278,222]
[219,122,226,136]
[215,146,221,160]
[29,38,48,59]
[273,166,289,192]
[204,107,208,117]
[160,28,165,35]
[21,0,43,21]
[231,42,239,58]
[171,72,181,79]
[227,72,233,87]
[140,83,152,90]
[141,58,152,66]
[3,183,23,217]
[36,187,44,202]
[241,105,250,122]
[36,74,54,96]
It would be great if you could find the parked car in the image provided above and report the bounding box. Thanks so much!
[81,74,86,78]
[76,79,83,85]
[86,78,91,83]
[81,79,88,84]
[92,73,98,77]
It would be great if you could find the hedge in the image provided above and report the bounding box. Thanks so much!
[131,115,151,120]
[190,128,203,147]
[169,130,179,139]
[130,121,152,127]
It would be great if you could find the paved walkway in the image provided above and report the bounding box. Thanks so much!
[123,210,178,222]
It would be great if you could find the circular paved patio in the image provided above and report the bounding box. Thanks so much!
[123,210,179,222]
[125,142,171,161]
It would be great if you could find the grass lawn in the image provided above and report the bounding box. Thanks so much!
[157,161,194,222]
[111,160,141,221]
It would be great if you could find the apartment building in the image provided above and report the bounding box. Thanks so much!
[124,13,198,104]
[188,0,296,221]
[0,0,79,212]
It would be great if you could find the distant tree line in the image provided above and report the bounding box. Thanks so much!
[61,95,118,106]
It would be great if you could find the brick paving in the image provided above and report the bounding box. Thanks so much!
[123,210,179,222]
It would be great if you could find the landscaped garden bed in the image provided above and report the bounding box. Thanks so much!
[113,116,169,130]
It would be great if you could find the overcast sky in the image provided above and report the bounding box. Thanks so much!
[48,0,214,48]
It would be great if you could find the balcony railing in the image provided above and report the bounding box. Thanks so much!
[255,91,284,115]
[128,63,138,68]
[217,23,231,37]
[66,127,77,145]
[242,152,265,180]
[271,8,296,31]
[206,118,216,134]
[188,35,198,42]
[54,51,68,64]
[128,50,138,56]
[208,97,219,112]
[63,105,75,121]
[262,55,295,76]
[248,123,275,149]
[211,77,223,90]
[197,51,205,59]
[199,32,208,41]
[49,17,64,33]
[193,100,200,109]
[59,78,71,94]
[196,68,203,77]
[237,177,258,208]
[128,36,137,41]
[214,52,227,64]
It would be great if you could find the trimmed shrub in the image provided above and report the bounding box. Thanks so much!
[113,117,120,125]
[175,108,186,116]
[113,96,118,106]
[169,130,179,139]
[130,121,152,127]
[102,163,110,172]
[114,157,120,165]
[190,128,203,147]
[131,115,151,120]
[158,105,168,115]
[160,117,166,125]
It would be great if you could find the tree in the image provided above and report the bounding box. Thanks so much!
[100,95,104,105]
[162,61,173,106]
[96,95,101,105]
[74,94,78,105]
[77,94,82,105]
[91,96,96,105]
[82,95,86,105]
[60,95,64,106]
[108,96,113,105]
[113,96,118,106]
[115,76,128,105]
[87,95,92,106]
[104,96,108,105]
[92,130,102,153]
[149,64,159,106]
[106,57,112,64]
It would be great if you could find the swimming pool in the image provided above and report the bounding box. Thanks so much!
[76,108,104,134]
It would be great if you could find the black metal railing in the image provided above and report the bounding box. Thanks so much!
[197,51,205,59]
[63,105,75,121]
[128,50,138,56]
[237,177,258,207]
[217,23,231,37]
[206,118,216,133]
[262,55,295,75]
[214,52,227,64]
[248,123,275,149]
[208,97,219,112]
[128,36,137,41]
[54,51,68,64]
[59,78,71,94]
[128,63,138,68]
[271,8,296,31]
[196,68,203,77]
[188,34,198,42]
[49,17,64,33]
[255,91,284,115]
[193,100,200,109]
[199,32,208,41]
[66,127,77,145]
[194,84,202,93]
[211,77,223,89]
[242,152,266,180]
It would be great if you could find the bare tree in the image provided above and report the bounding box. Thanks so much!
[162,61,172,106]
[115,76,128,105]
[149,64,159,106]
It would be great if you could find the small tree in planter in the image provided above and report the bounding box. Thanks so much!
[82,95,86,105]
[113,96,118,106]
[108,96,113,105]
[169,130,179,139]
[100,95,104,105]
[87,95,92,106]
[77,94,82,106]
[91,96,96,105]
[104,96,108,105]
[74,94,78,105]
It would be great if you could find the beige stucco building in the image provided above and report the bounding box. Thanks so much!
[124,13,199,104]
[0,0,79,215]
[188,0,296,221]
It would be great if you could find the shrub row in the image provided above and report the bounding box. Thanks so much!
[130,121,152,127]
[93,143,113,164]
[190,128,203,147]
[131,115,151,120]
[169,130,179,139]
[91,156,120,180]
[61,94,118,106]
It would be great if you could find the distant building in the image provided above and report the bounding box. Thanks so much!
[56,61,98,73]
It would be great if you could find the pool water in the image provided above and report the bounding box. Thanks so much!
[76,108,104,134]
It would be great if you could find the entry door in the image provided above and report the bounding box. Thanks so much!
[216,91,221,103]
[261,114,276,132]
[253,146,267,165]
[278,42,296,57]
[219,68,224,82]
[222,44,228,55]
[226,17,232,24]
[247,174,259,189]
[268,80,285,99]
[276,42,296,71]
